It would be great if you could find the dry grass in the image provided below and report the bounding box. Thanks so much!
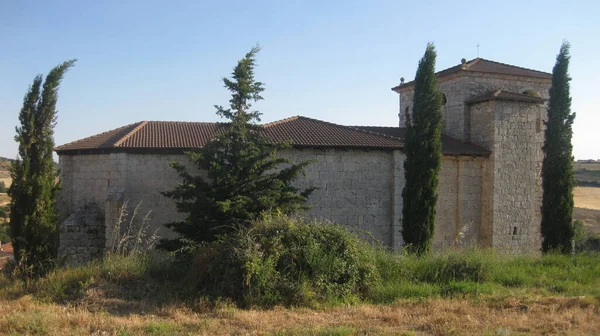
[573,187,600,235]
[574,187,600,210]
[0,295,597,335]
[574,162,600,171]
[0,193,9,207]
[574,208,600,236]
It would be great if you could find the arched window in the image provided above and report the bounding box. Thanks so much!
[441,93,447,105]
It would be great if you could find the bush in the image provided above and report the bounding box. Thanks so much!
[187,215,378,307]
[0,181,6,193]
[573,220,600,252]
[0,222,10,243]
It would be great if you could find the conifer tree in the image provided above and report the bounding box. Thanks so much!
[160,47,313,252]
[541,42,576,253]
[401,43,443,255]
[9,60,76,274]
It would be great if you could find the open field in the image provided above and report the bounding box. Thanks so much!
[574,187,600,210]
[0,194,8,207]
[574,162,600,171]
[574,187,600,235]
[574,162,600,186]
[0,252,599,335]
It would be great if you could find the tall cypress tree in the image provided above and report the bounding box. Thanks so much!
[9,60,76,274]
[541,42,576,253]
[402,43,443,255]
[159,47,314,252]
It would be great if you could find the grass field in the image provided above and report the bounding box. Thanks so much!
[0,252,599,335]
[0,295,598,335]
[574,162,600,187]
[574,187,600,210]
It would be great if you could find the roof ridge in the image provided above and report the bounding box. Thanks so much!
[348,125,405,141]
[262,115,300,127]
[145,120,217,124]
[54,121,142,150]
[266,115,405,143]
[114,121,148,147]
[463,58,481,70]
[475,58,551,76]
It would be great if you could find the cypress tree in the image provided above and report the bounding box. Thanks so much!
[9,60,76,275]
[401,43,443,255]
[541,42,576,253]
[159,46,314,252]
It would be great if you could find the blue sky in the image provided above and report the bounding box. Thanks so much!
[1,0,598,159]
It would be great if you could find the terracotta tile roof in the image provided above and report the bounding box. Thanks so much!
[353,126,490,156]
[55,116,405,153]
[55,116,488,156]
[55,121,145,150]
[263,116,404,149]
[465,90,546,105]
[392,58,552,91]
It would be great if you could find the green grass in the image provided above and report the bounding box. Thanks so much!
[368,249,600,303]
[1,233,599,309]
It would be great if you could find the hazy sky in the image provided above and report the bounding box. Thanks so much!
[1,0,598,159]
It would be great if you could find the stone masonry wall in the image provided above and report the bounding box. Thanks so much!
[435,157,484,248]
[58,154,112,219]
[469,100,545,252]
[58,149,486,251]
[398,73,551,142]
[57,203,105,265]
[279,148,401,247]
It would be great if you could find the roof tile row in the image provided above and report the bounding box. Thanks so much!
[55,116,489,156]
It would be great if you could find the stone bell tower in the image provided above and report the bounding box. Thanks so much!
[392,58,552,252]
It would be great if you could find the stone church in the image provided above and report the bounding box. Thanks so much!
[55,58,552,263]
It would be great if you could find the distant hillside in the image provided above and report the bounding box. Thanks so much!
[0,158,13,173]
[574,162,600,187]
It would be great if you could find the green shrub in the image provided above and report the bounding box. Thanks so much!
[573,220,600,252]
[0,222,10,243]
[187,215,378,307]
[31,253,180,303]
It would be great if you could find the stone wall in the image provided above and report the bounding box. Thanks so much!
[279,148,400,247]
[57,203,105,265]
[58,148,487,251]
[469,99,545,252]
[398,73,551,142]
[435,157,485,248]
[58,154,112,219]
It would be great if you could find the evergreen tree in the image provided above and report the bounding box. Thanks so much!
[541,42,576,253]
[401,43,443,255]
[160,46,314,252]
[9,60,76,274]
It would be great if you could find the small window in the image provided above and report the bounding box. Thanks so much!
[441,93,447,105]
[512,227,518,235]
